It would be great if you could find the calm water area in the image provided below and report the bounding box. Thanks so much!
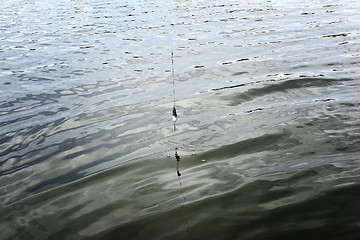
[1,0,360,239]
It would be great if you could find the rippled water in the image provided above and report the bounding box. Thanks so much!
[1,0,360,239]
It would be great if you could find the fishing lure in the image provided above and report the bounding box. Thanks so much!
[171,51,178,130]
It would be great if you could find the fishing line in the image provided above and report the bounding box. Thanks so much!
[171,5,190,232]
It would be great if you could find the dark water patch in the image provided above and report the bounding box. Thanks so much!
[90,163,360,240]
[314,98,335,102]
[195,131,293,162]
[193,65,205,69]
[0,102,170,205]
[238,184,360,240]
[236,58,249,61]
[323,33,349,38]
[232,71,248,76]
[0,102,15,109]
[228,78,351,106]
[0,120,67,170]
[301,12,315,15]
[39,111,57,116]
[0,97,61,127]
[17,74,54,82]
[23,146,124,198]
[210,83,246,92]
[246,107,268,113]
[1,134,126,205]
[338,41,349,45]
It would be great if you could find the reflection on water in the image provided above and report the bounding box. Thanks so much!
[174,147,189,228]
[1,0,360,239]
[175,147,181,177]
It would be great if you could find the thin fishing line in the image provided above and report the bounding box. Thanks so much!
[172,51,176,106]
[170,0,178,131]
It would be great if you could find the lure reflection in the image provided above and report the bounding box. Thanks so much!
[175,147,181,176]
[174,147,189,225]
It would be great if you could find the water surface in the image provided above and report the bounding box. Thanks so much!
[1,0,360,239]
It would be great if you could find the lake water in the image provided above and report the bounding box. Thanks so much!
[1,0,360,239]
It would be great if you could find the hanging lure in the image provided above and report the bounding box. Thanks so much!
[171,51,178,130]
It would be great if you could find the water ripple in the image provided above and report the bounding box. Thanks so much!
[1,0,360,239]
